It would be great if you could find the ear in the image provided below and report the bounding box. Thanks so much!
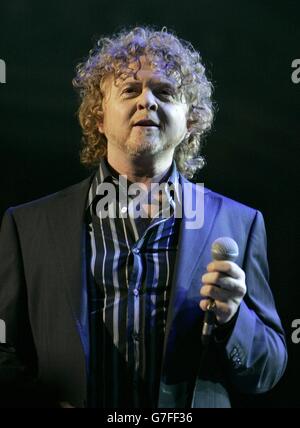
[97,112,104,134]
[186,118,194,132]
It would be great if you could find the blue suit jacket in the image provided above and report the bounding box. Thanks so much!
[0,173,287,407]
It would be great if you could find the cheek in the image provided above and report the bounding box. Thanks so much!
[169,108,188,136]
[103,106,128,134]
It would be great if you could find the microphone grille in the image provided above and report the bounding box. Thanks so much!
[211,237,239,261]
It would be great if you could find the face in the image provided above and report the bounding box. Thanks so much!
[98,56,189,157]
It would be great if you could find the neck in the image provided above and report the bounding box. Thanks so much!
[107,146,174,188]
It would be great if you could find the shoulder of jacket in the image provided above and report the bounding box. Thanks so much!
[205,188,257,215]
[8,174,93,216]
[180,175,258,218]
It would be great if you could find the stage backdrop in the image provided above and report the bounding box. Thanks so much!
[0,0,299,407]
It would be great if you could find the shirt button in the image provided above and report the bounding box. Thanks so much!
[133,289,139,296]
[132,247,140,254]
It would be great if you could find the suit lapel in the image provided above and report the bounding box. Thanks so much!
[162,176,222,363]
[158,177,222,407]
[47,175,93,359]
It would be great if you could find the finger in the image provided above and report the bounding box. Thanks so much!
[199,299,234,324]
[202,273,246,296]
[199,298,212,312]
[201,282,245,300]
[202,272,237,289]
[200,284,233,302]
[207,261,245,280]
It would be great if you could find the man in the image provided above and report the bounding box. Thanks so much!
[0,27,287,408]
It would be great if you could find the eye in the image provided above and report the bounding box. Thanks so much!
[156,88,175,99]
[122,87,137,95]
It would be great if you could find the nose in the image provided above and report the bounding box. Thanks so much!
[137,89,158,111]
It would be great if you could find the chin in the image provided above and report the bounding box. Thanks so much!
[125,140,164,155]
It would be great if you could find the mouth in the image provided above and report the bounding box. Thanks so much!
[133,119,160,127]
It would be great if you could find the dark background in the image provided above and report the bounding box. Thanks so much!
[0,0,299,407]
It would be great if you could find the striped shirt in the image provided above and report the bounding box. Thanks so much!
[85,157,182,408]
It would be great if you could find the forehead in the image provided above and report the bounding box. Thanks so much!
[102,56,179,91]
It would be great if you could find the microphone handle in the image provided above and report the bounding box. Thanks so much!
[201,300,216,346]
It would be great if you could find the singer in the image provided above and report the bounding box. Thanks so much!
[0,26,287,408]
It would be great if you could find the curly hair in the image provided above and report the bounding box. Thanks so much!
[72,26,214,179]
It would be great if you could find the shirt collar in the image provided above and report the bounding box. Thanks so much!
[86,157,181,211]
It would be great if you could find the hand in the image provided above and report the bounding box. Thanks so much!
[200,261,247,325]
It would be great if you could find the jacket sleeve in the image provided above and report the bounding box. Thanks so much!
[223,210,288,393]
[0,208,53,407]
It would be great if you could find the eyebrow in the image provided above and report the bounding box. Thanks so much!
[119,79,177,90]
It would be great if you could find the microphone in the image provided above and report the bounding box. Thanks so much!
[201,237,239,346]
